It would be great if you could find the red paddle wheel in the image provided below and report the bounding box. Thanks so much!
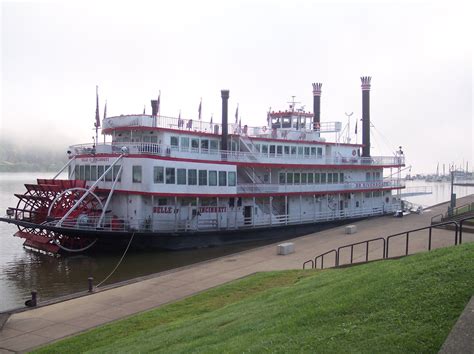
[12,179,102,255]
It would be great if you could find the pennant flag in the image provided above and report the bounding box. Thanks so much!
[355,118,359,134]
[178,110,183,128]
[157,91,161,115]
[143,105,146,114]
[235,104,239,123]
[103,100,107,120]
[210,114,213,125]
[95,86,100,128]
[267,107,271,125]
[198,99,202,120]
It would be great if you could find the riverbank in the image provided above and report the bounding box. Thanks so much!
[1,194,473,351]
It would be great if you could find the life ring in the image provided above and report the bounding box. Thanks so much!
[352,150,357,156]
[315,122,321,129]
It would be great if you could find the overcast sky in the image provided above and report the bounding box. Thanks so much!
[1,0,472,174]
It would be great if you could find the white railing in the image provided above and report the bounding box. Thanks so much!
[42,204,400,234]
[237,179,405,194]
[102,115,341,137]
[71,142,405,167]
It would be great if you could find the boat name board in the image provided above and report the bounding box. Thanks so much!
[153,206,227,213]
[80,157,111,163]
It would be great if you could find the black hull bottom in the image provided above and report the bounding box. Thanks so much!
[0,217,365,252]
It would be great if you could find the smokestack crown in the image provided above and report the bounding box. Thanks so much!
[221,90,230,99]
[312,83,322,96]
[361,76,371,91]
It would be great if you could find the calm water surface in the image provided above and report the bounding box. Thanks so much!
[0,173,473,311]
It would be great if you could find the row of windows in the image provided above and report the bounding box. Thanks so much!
[133,166,237,187]
[256,144,324,157]
[279,172,344,185]
[170,136,220,152]
[74,164,122,182]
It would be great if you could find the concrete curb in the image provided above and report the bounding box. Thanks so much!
[439,296,474,353]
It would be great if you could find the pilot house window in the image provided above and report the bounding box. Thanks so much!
[132,166,142,183]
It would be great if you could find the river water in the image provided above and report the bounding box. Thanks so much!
[1,173,473,312]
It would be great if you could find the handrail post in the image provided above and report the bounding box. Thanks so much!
[428,227,432,251]
[405,232,409,256]
[365,241,369,262]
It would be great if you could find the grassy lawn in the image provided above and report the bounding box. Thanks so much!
[35,243,474,353]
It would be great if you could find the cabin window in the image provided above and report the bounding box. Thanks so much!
[188,169,197,185]
[210,140,219,152]
[97,165,104,180]
[276,146,283,156]
[287,172,293,184]
[320,173,326,184]
[291,146,297,155]
[177,169,186,185]
[308,173,314,184]
[311,147,316,156]
[340,173,344,182]
[366,172,371,181]
[153,166,164,183]
[269,145,276,156]
[84,165,91,181]
[73,165,79,179]
[90,166,97,181]
[374,191,381,197]
[255,144,261,152]
[79,165,85,180]
[365,192,372,198]
[304,147,310,156]
[333,173,338,183]
[262,145,268,155]
[301,173,307,184]
[294,173,300,184]
[284,146,290,155]
[112,165,120,182]
[191,139,199,151]
[132,166,142,183]
[170,136,179,149]
[375,171,381,180]
[317,147,323,157]
[228,172,236,186]
[328,173,333,184]
[315,173,320,184]
[105,165,112,181]
[279,172,286,184]
[199,170,207,186]
[209,171,217,186]
[298,146,303,156]
[219,171,227,186]
[180,137,190,151]
[157,198,168,206]
[201,139,209,153]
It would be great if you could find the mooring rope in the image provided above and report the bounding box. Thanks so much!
[96,232,135,288]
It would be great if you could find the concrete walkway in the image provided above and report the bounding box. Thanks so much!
[1,195,473,352]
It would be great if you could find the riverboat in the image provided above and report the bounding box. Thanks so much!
[1,77,405,254]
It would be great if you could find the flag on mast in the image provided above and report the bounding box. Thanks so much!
[103,100,107,119]
[143,105,146,114]
[198,98,202,120]
[235,104,239,123]
[95,86,100,128]
[355,118,358,134]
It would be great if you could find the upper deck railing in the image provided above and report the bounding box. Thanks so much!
[102,114,342,139]
[71,142,405,167]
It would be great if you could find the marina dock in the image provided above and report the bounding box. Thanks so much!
[1,195,473,352]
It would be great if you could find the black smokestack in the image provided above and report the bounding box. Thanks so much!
[312,83,322,131]
[151,100,158,117]
[361,76,371,157]
[221,90,229,151]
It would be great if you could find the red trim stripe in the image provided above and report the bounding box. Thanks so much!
[96,186,403,198]
[102,125,363,147]
[75,153,402,169]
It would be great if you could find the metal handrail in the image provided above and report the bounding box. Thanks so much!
[337,237,386,266]
[459,216,474,245]
[303,259,314,269]
[386,221,459,258]
[314,249,338,269]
